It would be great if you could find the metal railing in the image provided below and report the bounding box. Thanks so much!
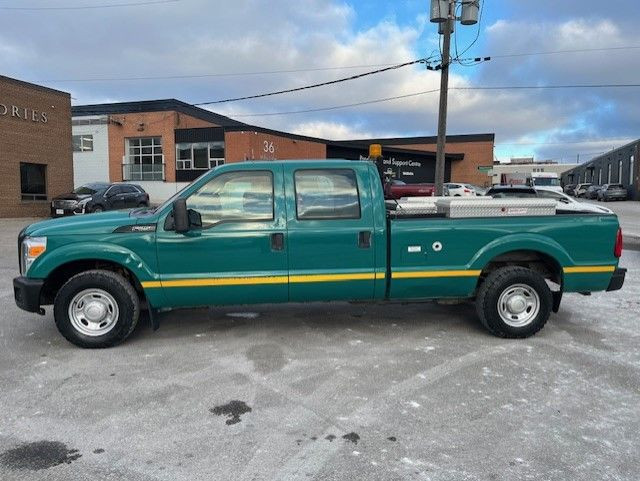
[122,163,165,181]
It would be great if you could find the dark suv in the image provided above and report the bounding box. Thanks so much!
[51,182,149,217]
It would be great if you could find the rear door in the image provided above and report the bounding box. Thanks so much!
[284,165,377,302]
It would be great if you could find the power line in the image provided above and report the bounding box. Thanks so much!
[223,82,640,117]
[26,45,640,84]
[193,58,429,105]
[0,0,180,10]
[36,62,419,83]
[224,89,441,117]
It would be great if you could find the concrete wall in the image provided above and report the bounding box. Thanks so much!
[0,76,73,217]
[72,116,109,187]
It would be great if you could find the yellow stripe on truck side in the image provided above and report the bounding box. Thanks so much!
[563,265,616,274]
[391,270,482,279]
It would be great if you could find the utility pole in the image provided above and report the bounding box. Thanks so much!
[434,3,453,196]
[430,0,479,196]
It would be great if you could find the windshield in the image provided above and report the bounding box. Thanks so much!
[533,177,560,186]
[73,185,99,195]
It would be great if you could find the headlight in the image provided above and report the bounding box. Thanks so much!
[21,237,47,275]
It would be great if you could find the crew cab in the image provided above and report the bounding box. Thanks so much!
[14,160,626,348]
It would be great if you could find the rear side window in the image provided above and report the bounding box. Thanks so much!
[295,169,360,220]
[121,185,138,194]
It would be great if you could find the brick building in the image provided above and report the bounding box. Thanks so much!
[72,99,494,202]
[0,75,73,217]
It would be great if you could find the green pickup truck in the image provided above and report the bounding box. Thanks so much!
[14,160,626,348]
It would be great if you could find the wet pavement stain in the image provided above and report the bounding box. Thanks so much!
[325,434,336,442]
[0,441,81,471]
[342,432,360,444]
[246,343,287,374]
[387,436,397,442]
[93,448,105,454]
[210,400,252,425]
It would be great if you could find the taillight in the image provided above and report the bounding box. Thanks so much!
[464,189,471,193]
[614,228,623,258]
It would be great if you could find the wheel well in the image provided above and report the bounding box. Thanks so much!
[478,250,562,289]
[41,259,145,305]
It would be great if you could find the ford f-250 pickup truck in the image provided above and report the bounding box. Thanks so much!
[13,160,626,348]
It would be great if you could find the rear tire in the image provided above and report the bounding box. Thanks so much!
[54,270,140,348]
[475,266,552,338]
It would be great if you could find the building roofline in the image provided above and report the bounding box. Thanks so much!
[0,75,71,97]
[560,138,639,174]
[72,99,248,128]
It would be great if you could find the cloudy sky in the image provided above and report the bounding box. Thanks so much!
[2,0,639,162]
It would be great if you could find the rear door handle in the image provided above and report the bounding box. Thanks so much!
[358,231,372,248]
[271,233,285,251]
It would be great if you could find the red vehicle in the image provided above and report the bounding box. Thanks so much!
[384,180,435,199]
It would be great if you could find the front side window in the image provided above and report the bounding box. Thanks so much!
[20,162,47,201]
[72,134,94,152]
[295,169,360,220]
[186,171,273,227]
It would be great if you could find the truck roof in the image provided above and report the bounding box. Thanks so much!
[227,159,370,168]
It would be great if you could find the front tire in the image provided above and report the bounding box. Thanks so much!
[54,270,140,348]
[475,266,552,338]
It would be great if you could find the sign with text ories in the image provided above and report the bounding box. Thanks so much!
[0,102,48,123]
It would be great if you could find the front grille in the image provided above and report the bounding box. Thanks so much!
[53,200,77,209]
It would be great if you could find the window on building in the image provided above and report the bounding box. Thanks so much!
[607,163,612,183]
[630,155,635,185]
[619,159,623,184]
[176,142,225,170]
[294,169,360,220]
[598,168,602,185]
[72,134,94,152]
[125,137,164,181]
[20,163,47,201]
[186,170,273,227]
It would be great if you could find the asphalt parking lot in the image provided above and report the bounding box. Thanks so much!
[1,217,639,481]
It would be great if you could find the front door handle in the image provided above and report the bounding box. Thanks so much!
[271,233,285,251]
[358,231,372,248]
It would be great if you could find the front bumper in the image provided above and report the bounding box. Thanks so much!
[13,277,45,314]
[50,203,87,217]
[606,268,626,292]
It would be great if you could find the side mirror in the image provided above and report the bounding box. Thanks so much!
[173,198,189,233]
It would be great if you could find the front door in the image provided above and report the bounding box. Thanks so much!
[155,165,288,307]
[284,166,376,302]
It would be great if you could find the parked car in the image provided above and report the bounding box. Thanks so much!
[598,183,628,202]
[465,184,487,196]
[486,185,538,198]
[563,184,576,195]
[535,188,613,214]
[384,180,435,199]
[445,182,475,196]
[15,160,625,348]
[51,182,150,217]
[584,185,602,200]
[574,183,592,198]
